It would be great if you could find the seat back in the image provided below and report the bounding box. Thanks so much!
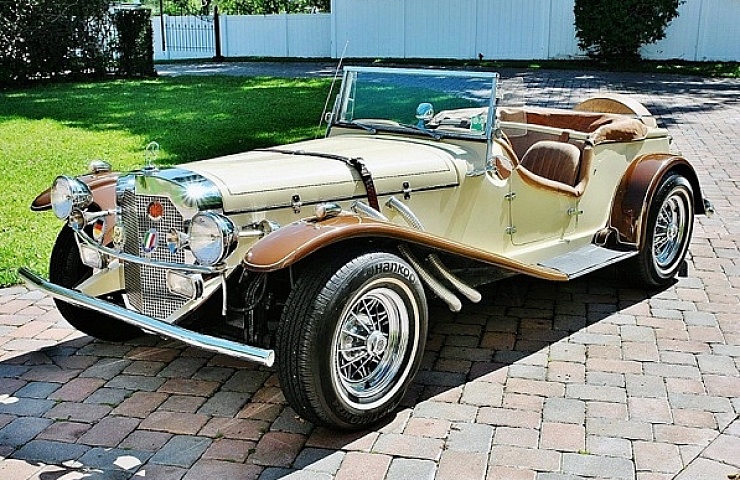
[519,140,581,187]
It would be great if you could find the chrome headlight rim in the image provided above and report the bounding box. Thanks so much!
[50,176,93,220]
[188,211,238,266]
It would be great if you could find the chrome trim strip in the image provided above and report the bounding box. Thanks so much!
[18,267,275,367]
[75,229,223,275]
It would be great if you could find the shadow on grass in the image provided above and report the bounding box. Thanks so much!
[0,76,332,166]
[0,76,334,286]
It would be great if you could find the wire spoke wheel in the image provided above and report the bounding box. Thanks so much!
[332,284,410,408]
[277,250,427,430]
[652,192,689,274]
[629,174,694,287]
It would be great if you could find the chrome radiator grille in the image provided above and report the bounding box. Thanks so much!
[121,191,188,320]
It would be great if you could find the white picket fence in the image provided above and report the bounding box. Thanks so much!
[152,0,740,62]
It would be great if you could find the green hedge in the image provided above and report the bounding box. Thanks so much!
[114,8,155,77]
[0,0,154,85]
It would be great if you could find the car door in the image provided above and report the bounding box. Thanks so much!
[507,167,579,246]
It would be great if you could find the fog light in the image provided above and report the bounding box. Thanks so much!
[188,212,237,266]
[79,244,107,270]
[166,271,203,300]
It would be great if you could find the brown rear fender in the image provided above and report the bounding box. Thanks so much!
[31,172,120,212]
[243,214,568,281]
[610,153,706,247]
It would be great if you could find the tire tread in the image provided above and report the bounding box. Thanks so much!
[276,248,426,429]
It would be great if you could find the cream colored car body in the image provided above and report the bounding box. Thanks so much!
[22,66,708,330]
[20,66,711,430]
[186,125,668,269]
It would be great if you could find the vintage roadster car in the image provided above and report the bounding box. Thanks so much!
[19,67,712,430]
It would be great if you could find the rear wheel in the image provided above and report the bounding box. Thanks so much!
[50,226,142,342]
[276,250,427,430]
[631,174,694,287]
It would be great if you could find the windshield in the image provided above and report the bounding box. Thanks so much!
[332,67,499,141]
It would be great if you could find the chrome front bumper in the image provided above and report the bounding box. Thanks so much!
[18,267,275,367]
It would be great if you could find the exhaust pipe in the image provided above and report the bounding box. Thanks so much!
[398,245,462,312]
[386,197,482,307]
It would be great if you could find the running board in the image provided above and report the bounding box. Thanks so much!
[537,245,638,280]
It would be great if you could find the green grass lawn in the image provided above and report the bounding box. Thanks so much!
[0,76,331,286]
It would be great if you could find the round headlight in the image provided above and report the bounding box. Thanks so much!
[50,176,93,220]
[188,212,237,266]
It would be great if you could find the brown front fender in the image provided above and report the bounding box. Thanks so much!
[31,172,120,212]
[243,214,568,281]
[610,153,705,247]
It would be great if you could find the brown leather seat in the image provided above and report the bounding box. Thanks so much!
[519,141,581,187]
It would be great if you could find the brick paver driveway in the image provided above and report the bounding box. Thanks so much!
[1,65,738,479]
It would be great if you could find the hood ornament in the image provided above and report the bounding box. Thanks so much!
[143,141,160,174]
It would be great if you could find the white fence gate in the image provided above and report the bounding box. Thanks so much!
[152,0,740,62]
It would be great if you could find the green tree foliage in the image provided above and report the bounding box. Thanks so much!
[152,0,329,16]
[221,0,329,14]
[574,0,683,61]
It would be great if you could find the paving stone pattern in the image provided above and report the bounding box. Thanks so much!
[1,64,739,479]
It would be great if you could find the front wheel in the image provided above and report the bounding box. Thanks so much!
[630,174,695,287]
[276,250,427,430]
[50,226,142,342]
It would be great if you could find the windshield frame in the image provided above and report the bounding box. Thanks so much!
[329,66,499,147]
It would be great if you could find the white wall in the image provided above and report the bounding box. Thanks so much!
[642,0,740,62]
[547,0,580,59]
[221,14,331,58]
[153,0,740,62]
[331,0,405,58]
[332,0,739,61]
[475,0,551,60]
[153,13,330,61]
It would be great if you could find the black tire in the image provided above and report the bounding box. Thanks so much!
[630,174,694,287]
[50,226,142,342]
[276,250,427,430]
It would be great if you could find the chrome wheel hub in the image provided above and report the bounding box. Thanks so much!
[666,223,679,240]
[367,330,388,357]
[331,283,411,408]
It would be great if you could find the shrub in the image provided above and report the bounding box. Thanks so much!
[574,0,683,62]
[0,0,112,84]
[0,0,154,84]
[114,8,155,77]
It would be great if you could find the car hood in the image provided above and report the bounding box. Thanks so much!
[184,135,471,214]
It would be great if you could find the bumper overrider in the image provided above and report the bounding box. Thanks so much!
[17,267,275,367]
